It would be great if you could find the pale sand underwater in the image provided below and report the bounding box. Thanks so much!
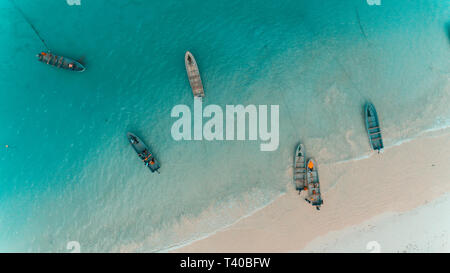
[173,128,450,252]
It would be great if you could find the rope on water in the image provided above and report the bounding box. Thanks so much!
[9,0,50,52]
[354,6,370,44]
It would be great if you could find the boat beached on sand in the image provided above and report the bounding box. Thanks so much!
[37,52,85,72]
[127,132,160,174]
[365,102,384,153]
[294,144,307,193]
[305,159,323,210]
[185,51,205,98]
[293,144,323,210]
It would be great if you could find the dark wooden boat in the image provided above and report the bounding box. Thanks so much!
[294,143,307,192]
[365,103,384,152]
[127,132,160,174]
[37,52,85,72]
[305,159,323,210]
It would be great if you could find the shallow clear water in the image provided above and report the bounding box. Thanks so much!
[0,0,449,252]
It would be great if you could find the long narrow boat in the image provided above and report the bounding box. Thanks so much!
[127,132,160,174]
[305,159,323,210]
[365,102,383,152]
[294,144,307,193]
[185,51,205,98]
[37,52,85,72]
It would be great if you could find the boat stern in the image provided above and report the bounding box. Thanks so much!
[72,61,86,72]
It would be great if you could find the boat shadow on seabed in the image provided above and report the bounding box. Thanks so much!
[445,22,450,44]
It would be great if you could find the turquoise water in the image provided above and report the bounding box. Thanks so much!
[0,0,449,252]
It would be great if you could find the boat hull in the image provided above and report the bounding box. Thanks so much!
[127,132,161,173]
[185,51,205,98]
[306,159,323,210]
[365,103,384,151]
[294,143,306,192]
[37,52,85,72]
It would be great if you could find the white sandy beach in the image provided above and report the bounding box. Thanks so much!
[302,192,450,253]
[174,129,450,252]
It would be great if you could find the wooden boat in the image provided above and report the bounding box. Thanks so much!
[305,159,323,210]
[37,52,85,72]
[185,51,205,98]
[127,132,160,174]
[294,144,307,192]
[365,102,384,152]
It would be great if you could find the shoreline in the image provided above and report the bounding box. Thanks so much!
[301,192,450,252]
[173,128,450,252]
[159,192,285,253]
